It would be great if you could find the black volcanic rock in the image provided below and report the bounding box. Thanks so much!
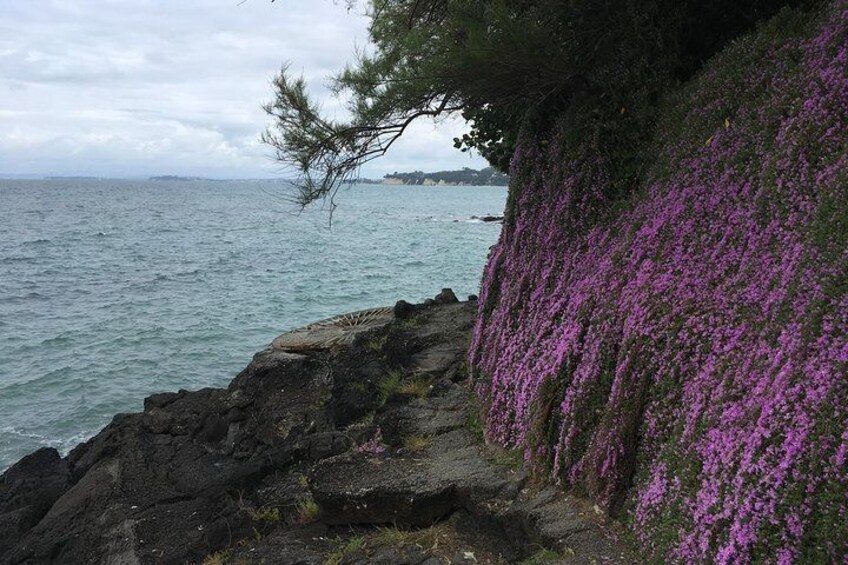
[434,288,459,304]
[393,299,416,319]
[0,448,69,557]
[0,297,633,565]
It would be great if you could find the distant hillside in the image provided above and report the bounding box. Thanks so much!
[383,166,508,186]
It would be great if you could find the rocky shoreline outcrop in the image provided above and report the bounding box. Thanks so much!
[1,292,632,564]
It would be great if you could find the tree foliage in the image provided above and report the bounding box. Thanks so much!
[263,0,811,206]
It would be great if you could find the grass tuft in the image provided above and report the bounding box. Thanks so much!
[518,547,575,565]
[398,315,421,329]
[402,434,433,452]
[365,334,388,354]
[398,374,433,397]
[378,369,403,404]
[467,409,485,443]
[373,525,441,550]
[490,446,524,471]
[247,506,281,524]
[295,494,320,524]
[325,536,366,565]
[201,550,231,565]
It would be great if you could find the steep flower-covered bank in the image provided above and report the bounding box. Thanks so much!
[470,2,847,563]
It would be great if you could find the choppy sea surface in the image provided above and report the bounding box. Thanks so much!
[0,179,506,471]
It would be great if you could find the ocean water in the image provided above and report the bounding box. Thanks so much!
[0,179,506,471]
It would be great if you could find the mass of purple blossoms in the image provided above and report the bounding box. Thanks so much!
[470,3,847,563]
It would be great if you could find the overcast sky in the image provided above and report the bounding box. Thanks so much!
[0,0,487,179]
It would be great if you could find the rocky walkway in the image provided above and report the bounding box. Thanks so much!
[1,293,633,564]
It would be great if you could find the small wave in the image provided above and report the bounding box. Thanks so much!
[150,268,202,283]
[175,268,201,278]
[39,335,74,348]
[0,425,98,470]
[214,251,240,264]
[57,430,98,455]
[0,256,37,264]
[1,425,46,441]
[0,291,47,304]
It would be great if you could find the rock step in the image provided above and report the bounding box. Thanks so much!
[309,380,633,563]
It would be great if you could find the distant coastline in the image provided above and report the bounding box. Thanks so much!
[149,175,217,181]
[0,171,509,186]
[356,166,509,187]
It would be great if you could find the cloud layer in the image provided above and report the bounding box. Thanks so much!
[0,0,486,178]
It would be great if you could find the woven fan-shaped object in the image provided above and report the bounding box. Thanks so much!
[271,306,394,351]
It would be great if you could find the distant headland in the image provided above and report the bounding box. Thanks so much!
[357,166,508,187]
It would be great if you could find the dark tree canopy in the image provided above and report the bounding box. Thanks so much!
[263,0,812,207]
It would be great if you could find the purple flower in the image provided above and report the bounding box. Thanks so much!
[470,3,848,562]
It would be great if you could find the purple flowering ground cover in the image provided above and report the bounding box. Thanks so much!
[470,2,847,563]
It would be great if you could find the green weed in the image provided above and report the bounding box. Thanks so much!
[201,551,231,565]
[398,374,433,397]
[295,494,320,524]
[402,435,432,452]
[518,547,575,565]
[378,369,403,404]
[325,536,366,565]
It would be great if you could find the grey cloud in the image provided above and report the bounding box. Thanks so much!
[0,0,487,178]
